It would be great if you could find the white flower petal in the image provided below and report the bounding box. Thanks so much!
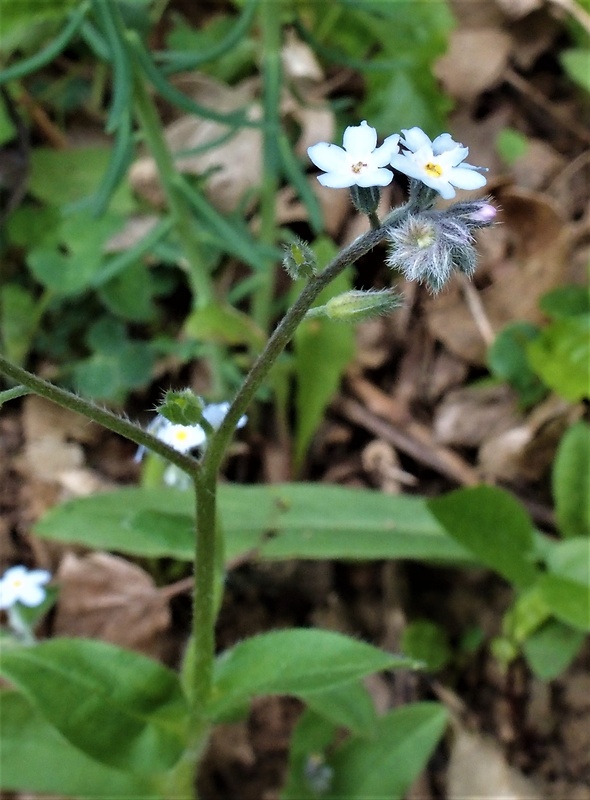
[433,180,457,199]
[317,172,355,188]
[373,134,400,166]
[400,127,431,152]
[448,167,488,191]
[342,120,377,155]
[356,168,393,187]
[432,133,460,154]
[307,142,347,172]
[19,583,47,607]
[442,145,469,168]
[389,153,426,181]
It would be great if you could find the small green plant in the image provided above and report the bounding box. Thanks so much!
[428,423,590,680]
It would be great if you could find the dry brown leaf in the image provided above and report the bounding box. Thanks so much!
[281,27,324,85]
[54,552,171,658]
[434,384,522,448]
[479,394,582,481]
[130,74,262,213]
[447,726,546,799]
[23,395,100,445]
[435,29,512,103]
[510,139,566,191]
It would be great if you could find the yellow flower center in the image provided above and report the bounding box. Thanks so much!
[424,161,443,178]
[352,161,368,174]
[174,430,188,442]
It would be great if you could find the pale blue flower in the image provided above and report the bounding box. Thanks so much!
[0,565,51,609]
[135,403,247,462]
[390,127,487,199]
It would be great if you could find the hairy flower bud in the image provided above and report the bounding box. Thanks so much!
[387,215,453,292]
[386,211,480,293]
[323,289,402,322]
[283,238,318,279]
[449,199,497,229]
[157,388,206,426]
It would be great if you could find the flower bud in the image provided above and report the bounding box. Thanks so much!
[157,389,206,426]
[387,215,453,292]
[449,199,497,229]
[320,289,401,322]
[283,238,318,279]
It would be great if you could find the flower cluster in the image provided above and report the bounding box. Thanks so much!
[308,121,494,292]
[135,401,247,462]
[308,122,487,199]
[0,565,51,610]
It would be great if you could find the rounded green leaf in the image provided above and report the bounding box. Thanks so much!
[428,486,537,588]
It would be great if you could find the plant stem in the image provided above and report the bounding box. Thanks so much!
[203,219,397,482]
[252,0,282,335]
[0,356,200,475]
[0,385,30,406]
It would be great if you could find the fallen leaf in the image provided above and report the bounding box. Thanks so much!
[435,29,512,103]
[130,74,262,213]
[434,384,522,448]
[427,187,571,364]
[448,725,546,799]
[54,552,171,659]
[479,394,582,481]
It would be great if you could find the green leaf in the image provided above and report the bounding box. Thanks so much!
[428,486,538,588]
[553,422,590,538]
[561,48,590,92]
[184,303,266,350]
[0,691,157,797]
[0,0,79,41]
[527,315,590,401]
[401,620,451,672]
[537,574,590,631]
[0,284,38,364]
[33,484,476,564]
[29,147,135,212]
[487,321,545,407]
[546,537,590,584]
[328,702,448,799]
[209,629,418,720]
[540,285,590,319]
[302,681,378,738]
[0,639,189,775]
[496,128,529,165]
[99,261,157,322]
[34,488,195,559]
[523,620,585,680]
[293,238,354,468]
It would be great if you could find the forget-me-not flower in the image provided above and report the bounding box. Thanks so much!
[389,127,487,199]
[0,565,51,609]
[135,402,247,462]
[308,121,399,188]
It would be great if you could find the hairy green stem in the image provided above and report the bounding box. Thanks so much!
[204,220,399,481]
[0,356,200,475]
